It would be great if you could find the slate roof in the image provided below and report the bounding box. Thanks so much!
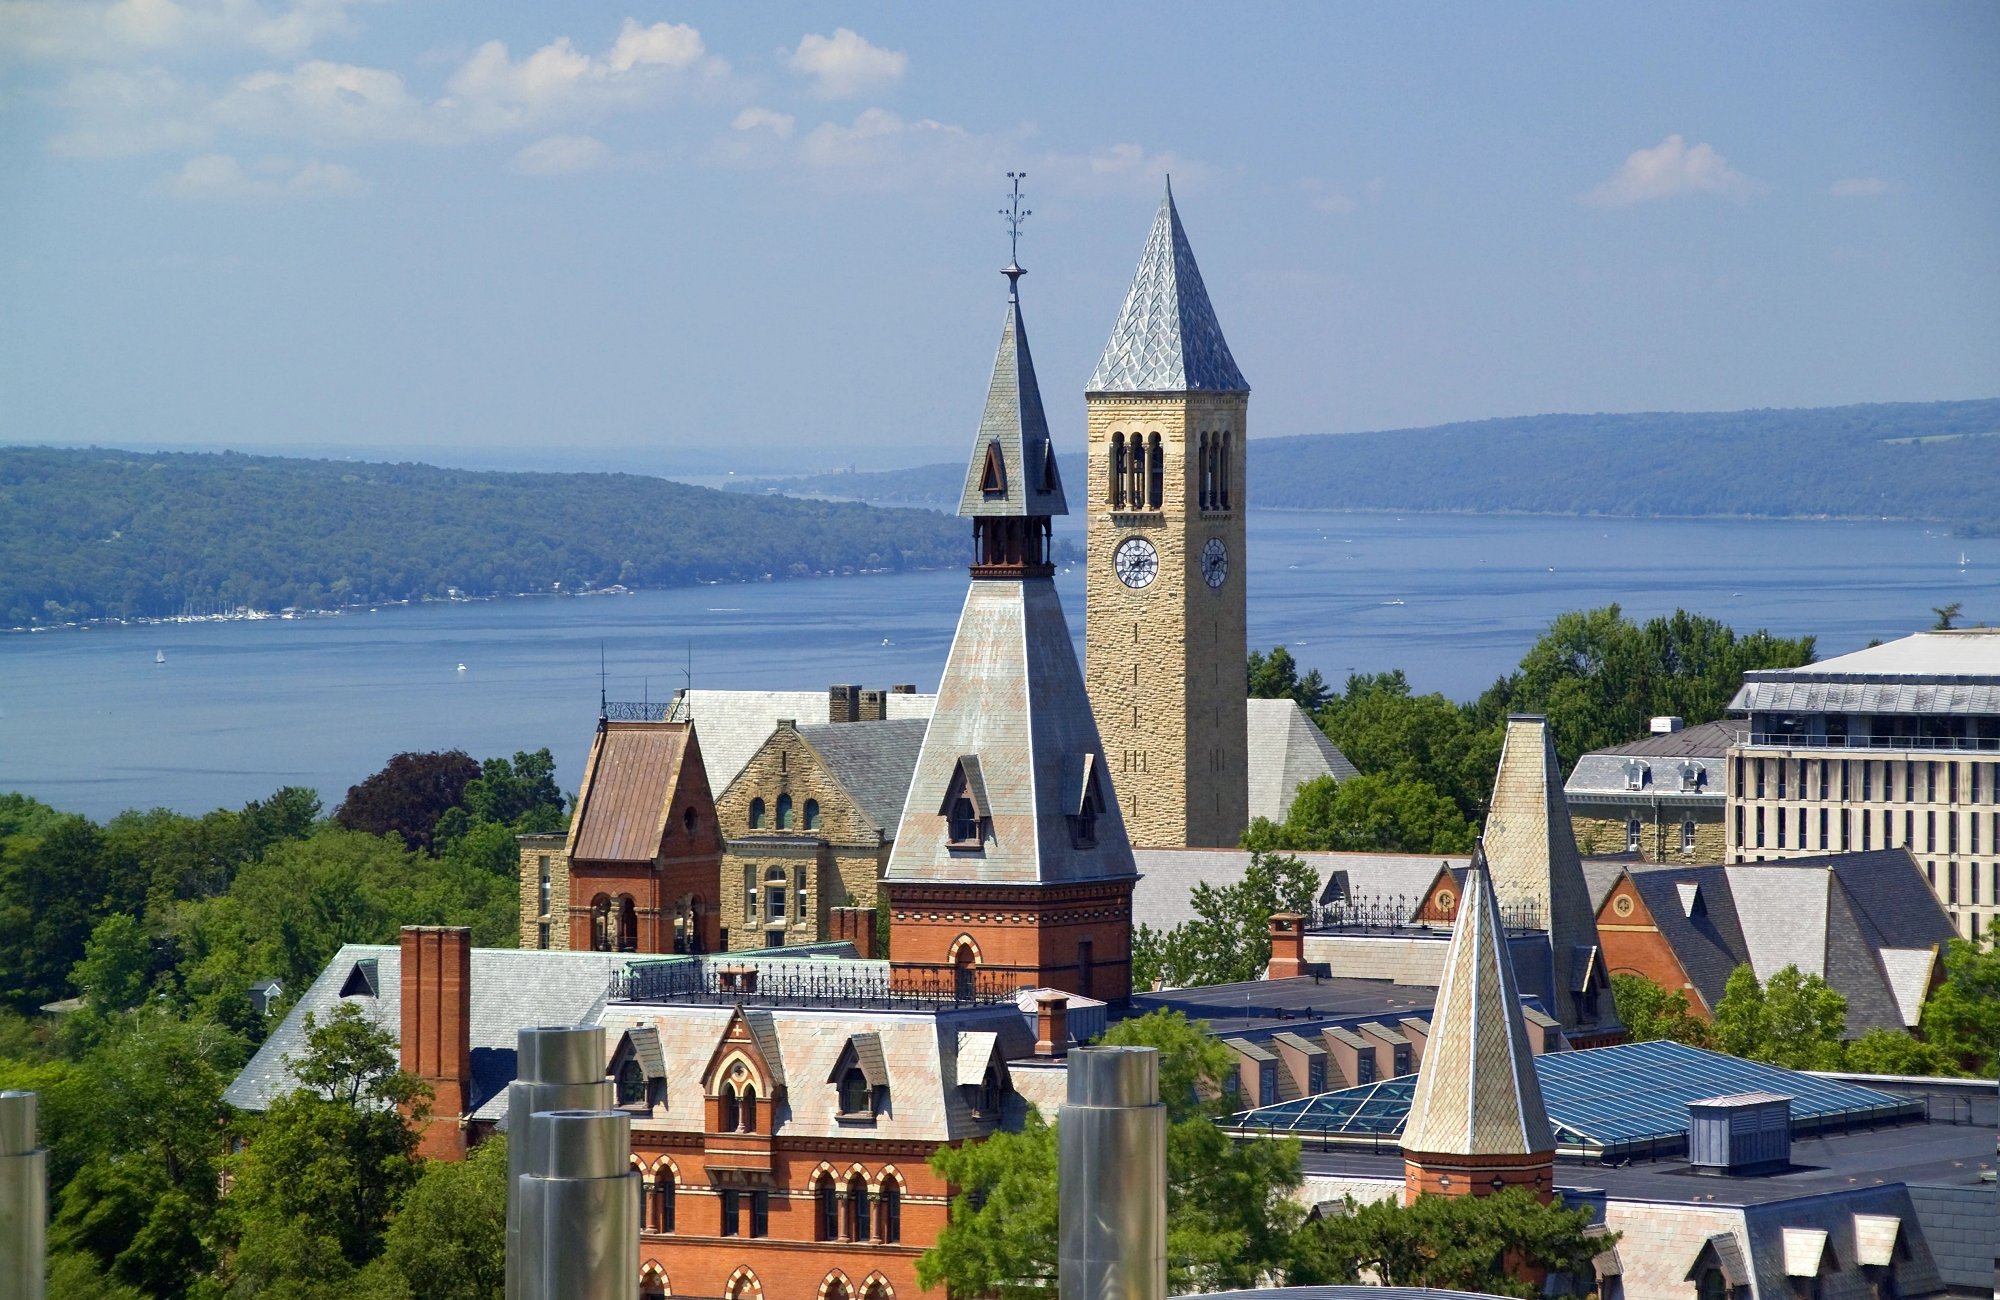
[1590,719,1748,760]
[1613,852,1952,1030]
[667,689,935,793]
[1566,723,1738,801]
[592,1001,1040,1142]
[957,289,1067,518]
[1246,697,1360,824]
[884,577,1136,887]
[1087,180,1248,395]
[794,717,930,835]
[1786,629,2000,678]
[568,721,699,863]
[1401,851,1556,1158]
[1484,716,1620,1037]
[1731,631,2000,716]
[223,944,628,1120]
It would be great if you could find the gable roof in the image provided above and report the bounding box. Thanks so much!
[1246,697,1360,824]
[567,721,702,863]
[1401,850,1555,1158]
[1088,180,1248,395]
[793,717,930,836]
[669,689,935,793]
[223,943,627,1120]
[957,290,1067,518]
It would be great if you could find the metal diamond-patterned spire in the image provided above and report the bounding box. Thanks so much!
[1087,178,1248,395]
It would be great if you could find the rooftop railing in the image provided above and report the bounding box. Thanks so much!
[1743,732,2000,752]
[1307,893,1543,935]
[610,955,1022,1010]
[602,701,672,722]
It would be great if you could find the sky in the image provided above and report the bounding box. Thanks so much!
[3,2,1997,476]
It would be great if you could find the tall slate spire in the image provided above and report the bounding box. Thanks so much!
[1484,715,1621,1042]
[1402,846,1555,1162]
[957,292,1068,518]
[1087,178,1248,395]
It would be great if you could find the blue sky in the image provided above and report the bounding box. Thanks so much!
[3,2,1996,475]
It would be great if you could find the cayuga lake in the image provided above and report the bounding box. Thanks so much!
[3,509,1994,820]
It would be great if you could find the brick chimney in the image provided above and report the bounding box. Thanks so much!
[1266,912,1306,980]
[400,925,472,1160]
[828,684,861,723]
[859,689,888,721]
[1034,993,1069,1058]
[829,905,878,959]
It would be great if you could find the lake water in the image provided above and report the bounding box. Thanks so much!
[3,509,1994,820]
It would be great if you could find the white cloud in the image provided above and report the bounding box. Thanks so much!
[1581,134,1754,207]
[0,0,380,63]
[159,150,366,198]
[215,59,439,144]
[44,65,212,155]
[441,19,718,134]
[511,132,608,175]
[1829,176,1888,198]
[732,106,793,137]
[786,28,905,99]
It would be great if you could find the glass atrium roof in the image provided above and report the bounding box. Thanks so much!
[1228,1039,1918,1155]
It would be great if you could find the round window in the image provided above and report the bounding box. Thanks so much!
[1612,893,1635,918]
[1434,888,1456,914]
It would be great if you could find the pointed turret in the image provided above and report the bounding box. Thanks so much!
[957,290,1068,518]
[1087,179,1248,395]
[1484,715,1622,1043]
[1401,844,1556,1204]
[886,193,1138,1002]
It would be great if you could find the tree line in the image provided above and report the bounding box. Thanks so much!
[0,748,561,1297]
[0,447,968,626]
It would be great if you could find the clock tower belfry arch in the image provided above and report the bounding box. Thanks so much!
[1085,181,1250,849]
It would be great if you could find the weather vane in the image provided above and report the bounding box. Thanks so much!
[1001,171,1030,286]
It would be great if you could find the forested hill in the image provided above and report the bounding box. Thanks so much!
[725,398,2000,525]
[1,447,966,627]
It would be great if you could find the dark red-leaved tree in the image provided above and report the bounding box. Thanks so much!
[334,750,482,853]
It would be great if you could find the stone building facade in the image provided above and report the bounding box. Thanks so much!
[1084,182,1251,850]
[1726,629,2000,940]
[1566,718,1738,866]
[712,717,926,952]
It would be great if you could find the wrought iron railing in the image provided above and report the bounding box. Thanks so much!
[603,701,672,722]
[1309,893,1543,934]
[610,956,1022,1009]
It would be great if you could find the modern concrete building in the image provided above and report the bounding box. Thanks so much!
[1726,629,2000,939]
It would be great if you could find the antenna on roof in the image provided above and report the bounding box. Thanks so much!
[681,640,693,720]
[1000,171,1030,295]
[598,641,607,722]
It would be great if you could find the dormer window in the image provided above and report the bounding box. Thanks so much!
[1624,760,1648,791]
[617,1059,645,1106]
[830,1032,887,1122]
[941,757,989,850]
[981,1065,1002,1117]
[1063,753,1105,848]
[979,441,1006,496]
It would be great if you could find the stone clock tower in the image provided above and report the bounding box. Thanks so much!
[1085,181,1249,848]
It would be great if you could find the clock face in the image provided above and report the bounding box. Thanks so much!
[1114,536,1159,589]
[1201,538,1228,588]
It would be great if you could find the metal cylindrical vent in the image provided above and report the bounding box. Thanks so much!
[1059,1047,1165,1300]
[508,1026,611,1300]
[0,1091,47,1300]
[518,1109,638,1300]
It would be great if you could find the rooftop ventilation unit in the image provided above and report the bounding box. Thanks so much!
[1687,1092,1792,1175]
[1651,716,1685,734]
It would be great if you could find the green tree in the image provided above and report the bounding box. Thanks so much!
[334,750,483,853]
[1316,671,1500,825]
[1247,646,1331,712]
[71,913,153,1014]
[1932,602,1962,630]
[1610,973,1712,1048]
[1289,1189,1610,1297]
[1916,918,2000,1075]
[922,1011,1303,1299]
[1244,773,1475,856]
[223,1003,429,1285]
[460,749,565,832]
[1133,852,1320,989]
[1843,1028,1961,1078]
[1712,964,1847,1070]
[356,1135,509,1300]
[0,815,115,1012]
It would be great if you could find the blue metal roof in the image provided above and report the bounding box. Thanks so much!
[1229,1039,1919,1155]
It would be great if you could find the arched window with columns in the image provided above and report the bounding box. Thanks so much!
[816,1170,840,1241]
[848,1173,871,1243]
[1220,431,1232,509]
[589,895,612,951]
[718,1083,738,1133]
[739,1084,758,1133]
[879,1176,902,1243]
[1109,433,1126,507]
[1147,433,1164,508]
[1126,435,1146,507]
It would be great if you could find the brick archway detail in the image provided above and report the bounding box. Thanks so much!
[859,1271,895,1300]
[640,1261,671,1296]
[948,933,983,964]
[817,1269,854,1300]
[725,1266,763,1300]
[872,1164,908,1193]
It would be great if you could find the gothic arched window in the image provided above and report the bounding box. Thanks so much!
[881,1179,901,1243]
[748,797,765,829]
[1147,433,1163,509]
[1126,435,1146,509]
[718,1084,739,1133]
[817,1173,839,1241]
[849,1175,871,1243]
[775,794,793,830]
[653,1175,675,1232]
[739,1084,758,1133]
[1109,433,1126,508]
